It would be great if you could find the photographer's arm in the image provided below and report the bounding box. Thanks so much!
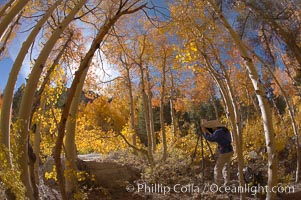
[203,129,221,142]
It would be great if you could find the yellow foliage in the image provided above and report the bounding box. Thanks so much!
[156,125,216,163]
[76,121,143,154]
[74,94,136,154]
[45,166,57,181]
[0,144,27,200]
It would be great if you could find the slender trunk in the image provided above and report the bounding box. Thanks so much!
[245,86,249,123]
[33,97,45,186]
[169,97,176,136]
[0,0,29,40]
[207,1,278,198]
[125,66,137,147]
[250,49,301,182]
[246,3,301,83]
[169,67,177,138]
[210,92,219,120]
[139,65,154,165]
[160,55,167,161]
[0,0,17,17]
[65,67,89,199]
[145,67,156,153]
[17,1,86,199]
[220,67,245,200]
[31,34,72,123]
[0,0,63,166]
[0,10,22,56]
[202,53,245,200]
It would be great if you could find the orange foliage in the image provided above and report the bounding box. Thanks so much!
[272,67,295,96]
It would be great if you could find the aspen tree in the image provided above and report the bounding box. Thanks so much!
[169,67,177,137]
[105,33,139,148]
[0,0,17,17]
[112,31,155,164]
[249,48,301,183]
[145,65,156,153]
[0,0,63,165]
[160,49,168,161]
[118,53,138,148]
[0,10,22,56]
[16,1,87,199]
[207,0,278,199]
[54,2,147,199]
[65,67,89,199]
[244,1,301,84]
[200,50,246,200]
[0,0,29,41]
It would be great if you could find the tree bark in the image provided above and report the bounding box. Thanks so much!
[33,97,46,186]
[145,66,156,153]
[169,67,177,138]
[160,51,167,161]
[250,48,301,183]
[139,64,154,165]
[65,67,89,199]
[125,66,137,148]
[0,0,29,41]
[0,10,22,56]
[0,0,17,17]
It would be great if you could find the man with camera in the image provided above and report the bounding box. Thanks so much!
[201,120,234,186]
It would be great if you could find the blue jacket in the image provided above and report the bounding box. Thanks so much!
[204,128,233,154]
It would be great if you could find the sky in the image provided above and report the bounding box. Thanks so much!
[0,57,25,93]
[0,0,30,92]
[0,24,31,93]
[0,0,170,93]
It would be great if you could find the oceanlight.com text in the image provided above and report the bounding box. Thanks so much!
[125,183,295,196]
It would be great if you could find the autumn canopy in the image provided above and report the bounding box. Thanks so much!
[0,0,301,200]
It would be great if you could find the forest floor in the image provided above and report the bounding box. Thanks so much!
[39,152,301,200]
[2,151,301,199]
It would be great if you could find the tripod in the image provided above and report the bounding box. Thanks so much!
[191,121,215,183]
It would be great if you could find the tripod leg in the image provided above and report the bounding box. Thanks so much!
[201,133,205,183]
[204,138,215,162]
[191,134,200,164]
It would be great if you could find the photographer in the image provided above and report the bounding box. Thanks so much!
[201,120,234,186]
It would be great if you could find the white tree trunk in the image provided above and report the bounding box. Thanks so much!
[0,0,29,41]
[0,0,17,17]
[33,97,46,185]
[203,54,245,200]
[146,67,156,153]
[0,10,22,56]
[160,53,167,161]
[16,1,86,199]
[207,1,278,199]
[0,0,63,165]
[125,66,137,147]
[139,65,154,165]
[251,49,301,182]
[65,67,89,199]
[169,67,177,138]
